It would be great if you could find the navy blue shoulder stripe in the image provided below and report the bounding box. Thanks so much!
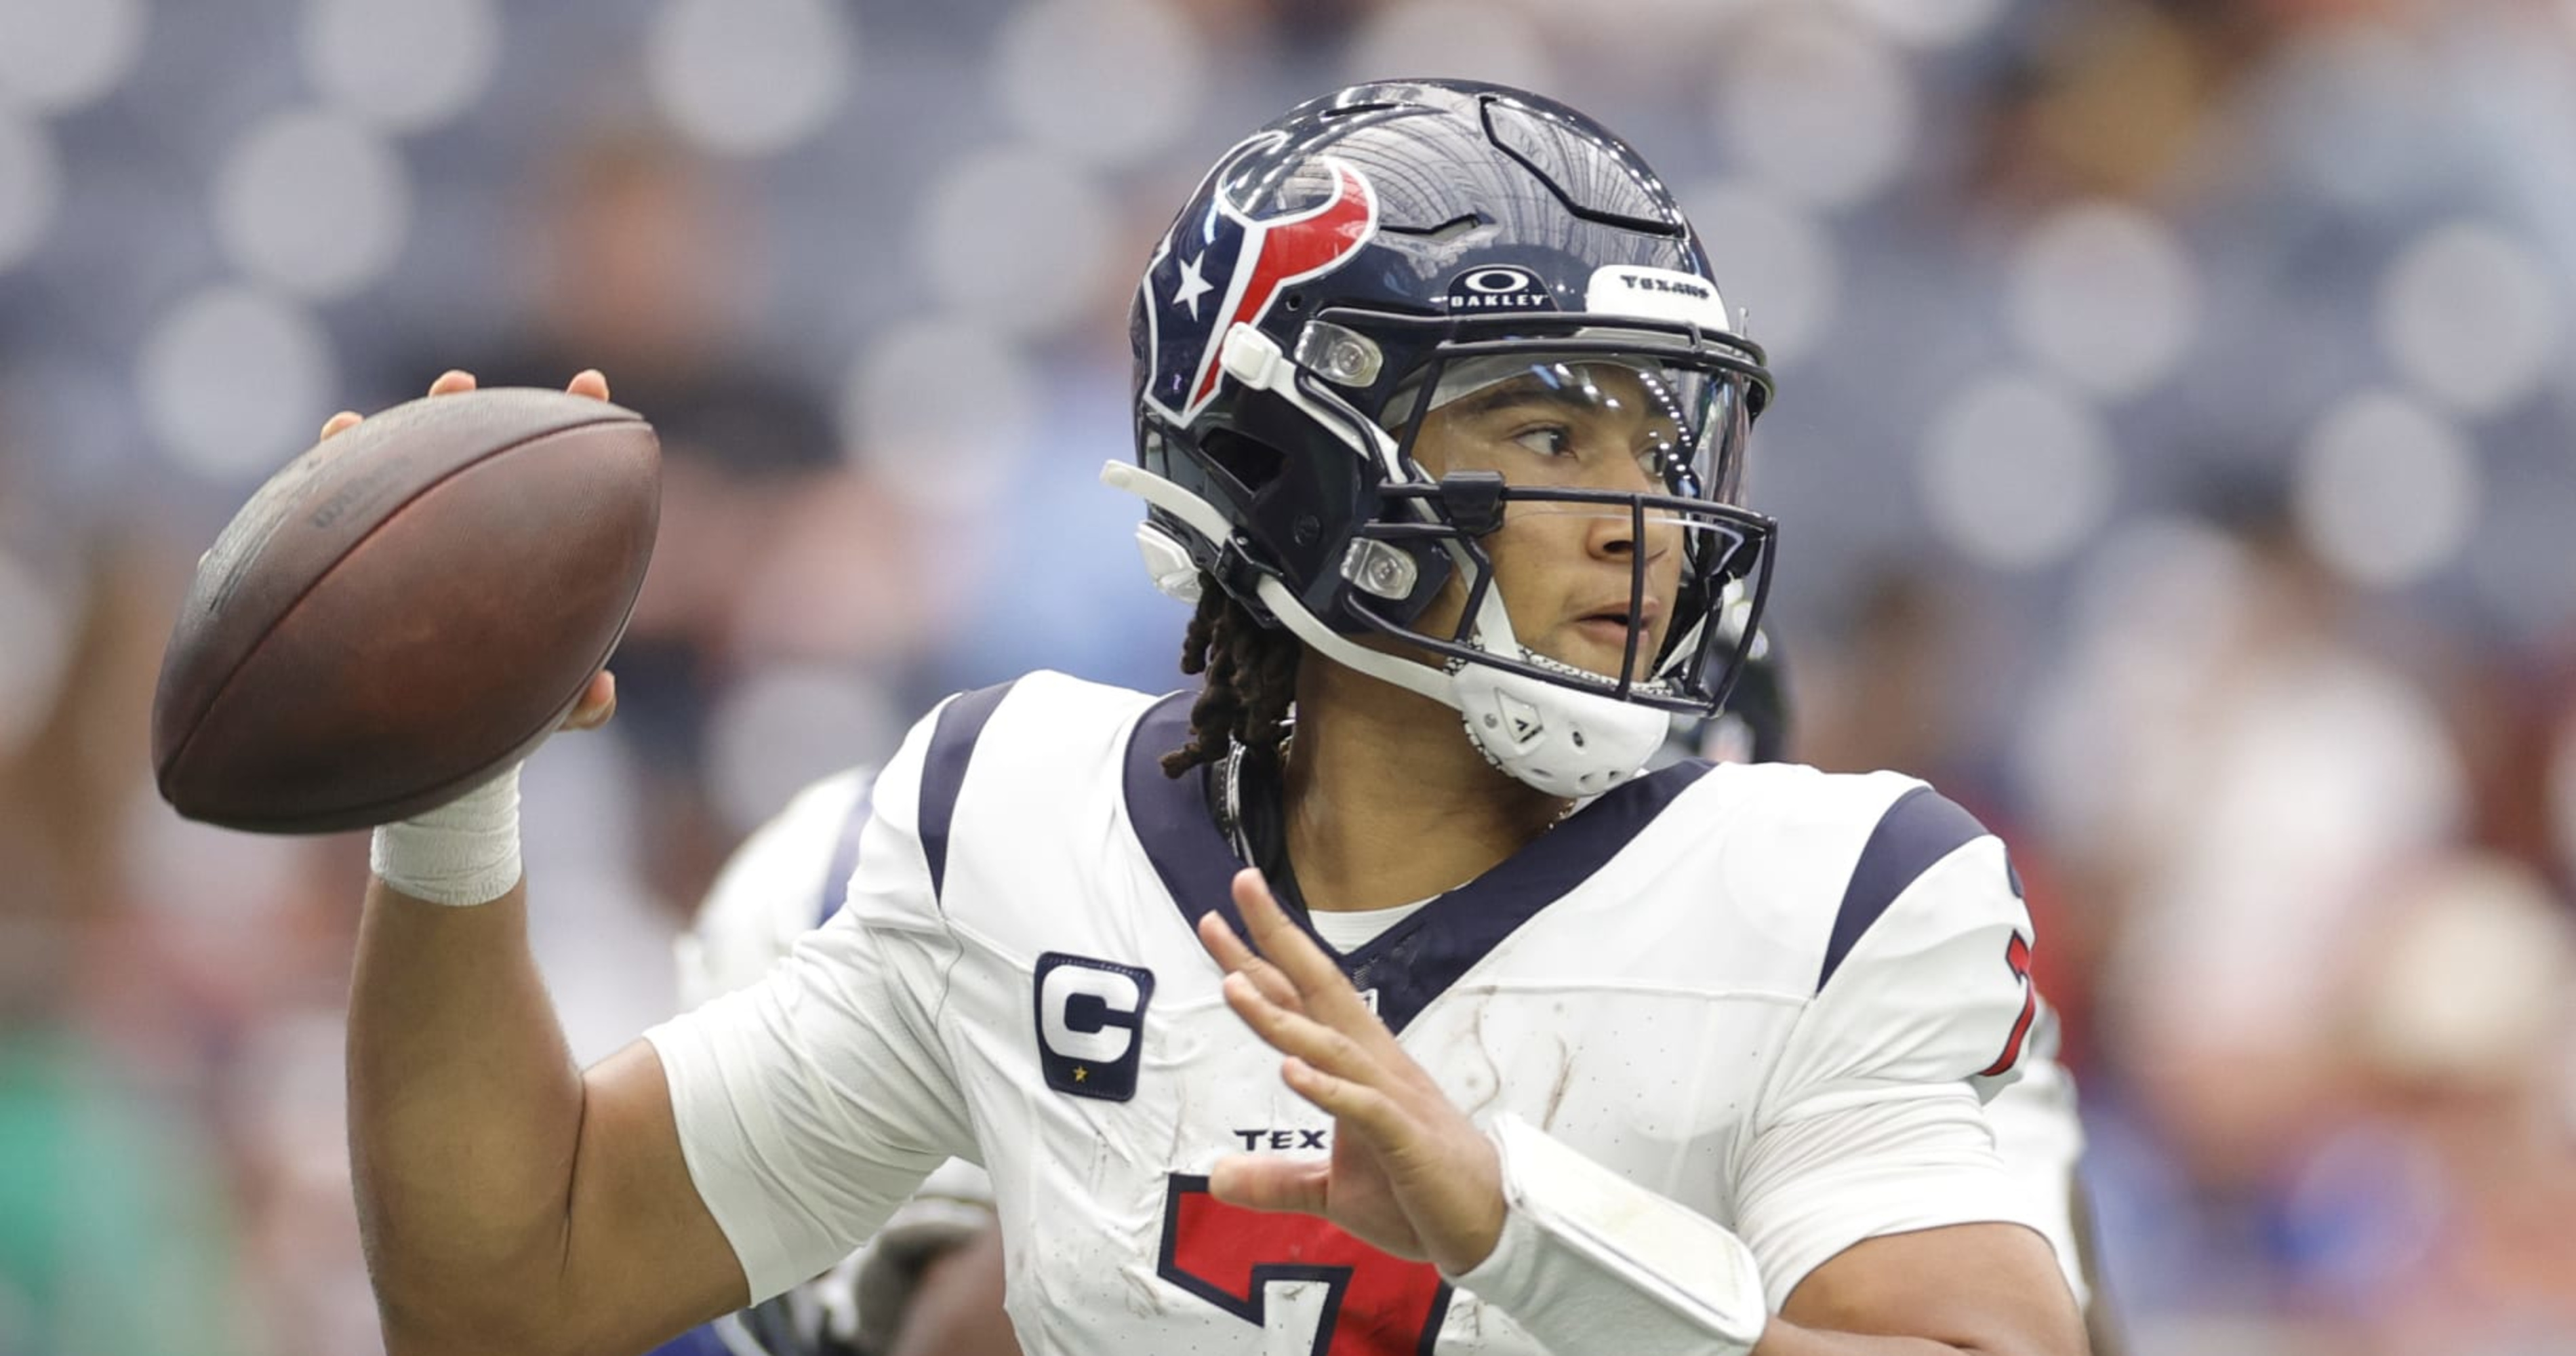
[919,681,1015,899]
[816,774,878,925]
[1818,785,1990,993]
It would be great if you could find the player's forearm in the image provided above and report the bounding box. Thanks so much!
[347,877,586,1348]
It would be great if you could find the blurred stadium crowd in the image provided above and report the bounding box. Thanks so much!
[2,0,2574,1352]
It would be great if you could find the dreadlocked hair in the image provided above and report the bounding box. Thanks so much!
[1161,574,1302,779]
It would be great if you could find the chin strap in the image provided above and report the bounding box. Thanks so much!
[1102,460,1667,799]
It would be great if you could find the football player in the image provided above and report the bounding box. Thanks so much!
[343,81,2087,1355]
[657,620,2118,1356]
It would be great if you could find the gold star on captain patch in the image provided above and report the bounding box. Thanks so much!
[1073,1066,1089,1082]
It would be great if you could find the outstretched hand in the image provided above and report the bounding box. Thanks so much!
[319,367,620,733]
[1194,869,1506,1277]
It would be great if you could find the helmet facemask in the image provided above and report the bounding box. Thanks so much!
[1342,316,1776,719]
[1110,309,1778,799]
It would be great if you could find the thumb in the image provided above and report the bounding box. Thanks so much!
[1209,1155,1332,1217]
[561,669,617,731]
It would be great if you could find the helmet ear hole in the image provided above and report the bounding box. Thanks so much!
[1200,428,1287,497]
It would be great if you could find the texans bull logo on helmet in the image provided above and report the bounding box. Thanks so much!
[1138,140,1381,424]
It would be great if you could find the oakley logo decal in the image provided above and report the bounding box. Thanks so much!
[1443,264,1554,312]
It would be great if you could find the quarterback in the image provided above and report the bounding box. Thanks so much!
[651,628,2108,1356]
[342,82,2087,1356]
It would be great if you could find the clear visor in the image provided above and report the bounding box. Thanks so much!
[1385,349,1752,506]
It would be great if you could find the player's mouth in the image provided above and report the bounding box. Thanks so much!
[1565,599,1662,673]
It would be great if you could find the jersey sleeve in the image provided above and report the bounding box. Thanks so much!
[1731,785,2056,1307]
[643,703,978,1304]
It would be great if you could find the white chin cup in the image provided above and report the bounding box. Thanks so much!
[1451,662,1668,799]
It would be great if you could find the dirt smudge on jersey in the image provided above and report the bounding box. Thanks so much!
[1122,1265,1165,1317]
[1538,1031,1574,1132]
[1454,999,1505,1119]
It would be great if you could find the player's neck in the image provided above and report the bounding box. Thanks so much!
[1279,659,1570,913]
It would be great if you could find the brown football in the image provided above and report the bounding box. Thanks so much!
[151,387,660,833]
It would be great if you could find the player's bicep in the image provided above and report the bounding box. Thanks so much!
[1779,1221,2084,1356]
[556,1039,752,1354]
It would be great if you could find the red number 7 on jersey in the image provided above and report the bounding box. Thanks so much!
[1979,931,2037,1077]
[1159,1176,1450,1356]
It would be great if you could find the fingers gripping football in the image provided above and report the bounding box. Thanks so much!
[321,368,623,738]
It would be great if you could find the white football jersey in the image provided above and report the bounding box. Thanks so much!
[675,766,1003,1354]
[647,672,2066,1355]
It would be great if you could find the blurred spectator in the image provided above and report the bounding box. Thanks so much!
[391,127,899,908]
[0,0,2571,1349]
[2283,854,2576,1354]
[0,538,256,1355]
[2025,502,2465,1179]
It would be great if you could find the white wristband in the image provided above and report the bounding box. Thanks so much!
[369,763,525,906]
[1449,1114,1769,1355]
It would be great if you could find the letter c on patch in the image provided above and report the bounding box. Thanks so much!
[1032,952,1156,1101]
[1041,964,1140,1062]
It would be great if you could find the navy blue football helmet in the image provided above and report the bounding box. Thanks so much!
[1104,79,1778,796]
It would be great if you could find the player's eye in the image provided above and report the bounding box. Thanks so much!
[1634,434,1680,477]
[1511,424,1574,458]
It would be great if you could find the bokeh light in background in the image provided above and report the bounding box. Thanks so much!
[2292,391,2480,590]
[1348,0,1553,92]
[2376,220,2559,419]
[297,0,500,134]
[0,0,149,114]
[1715,9,1914,212]
[996,0,1205,170]
[645,0,854,157]
[843,315,1039,515]
[211,110,412,300]
[1919,374,2116,570]
[914,145,1116,338]
[136,285,338,481]
[2007,202,2200,403]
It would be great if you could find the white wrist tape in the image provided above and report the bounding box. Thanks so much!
[1450,1114,1768,1355]
[369,763,525,906]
